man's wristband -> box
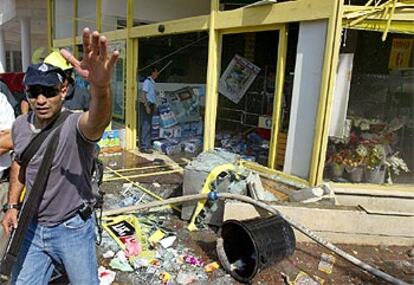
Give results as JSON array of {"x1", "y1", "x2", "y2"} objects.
[{"x1": 2, "y1": 203, "x2": 20, "y2": 213}]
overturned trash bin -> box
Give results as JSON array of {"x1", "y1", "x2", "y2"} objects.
[{"x1": 216, "y1": 215, "x2": 295, "y2": 283}]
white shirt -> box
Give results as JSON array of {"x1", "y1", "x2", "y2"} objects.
[{"x1": 0, "y1": 92, "x2": 15, "y2": 176}]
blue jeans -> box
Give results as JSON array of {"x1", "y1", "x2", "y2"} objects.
[
  {"x1": 139, "y1": 103, "x2": 152, "y2": 149},
  {"x1": 11, "y1": 214, "x2": 99, "y2": 285}
]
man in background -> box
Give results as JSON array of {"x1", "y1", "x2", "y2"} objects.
[{"x1": 138, "y1": 66, "x2": 159, "y2": 153}]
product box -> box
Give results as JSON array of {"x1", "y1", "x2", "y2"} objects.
[
  {"x1": 183, "y1": 137, "x2": 203, "y2": 154},
  {"x1": 159, "y1": 125, "x2": 182, "y2": 139},
  {"x1": 98, "y1": 129, "x2": 120, "y2": 148}
]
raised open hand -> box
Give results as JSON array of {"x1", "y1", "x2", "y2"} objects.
[{"x1": 60, "y1": 28, "x2": 119, "y2": 89}]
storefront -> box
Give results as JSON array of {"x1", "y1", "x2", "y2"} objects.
[{"x1": 49, "y1": 0, "x2": 413, "y2": 191}]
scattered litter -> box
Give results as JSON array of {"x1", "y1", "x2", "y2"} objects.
[
  {"x1": 318, "y1": 253, "x2": 336, "y2": 274},
  {"x1": 124, "y1": 238, "x2": 142, "y2": 257},
  {"x1": 183, "y1": 254, "x2": 205, "y2": 267},
  {"x1": 153, "y1": 182, "x2": 161, "y2": 188},
  {"x1": 160, "y1": 272, "x2": 172, "y2": 284},
  {"x1": 159, "y1": 236, "x2": 177, "y2": 249},
  {"x1": 230, "y1": 259, "x2": 246, "y2": 271},
  {"x1": 109, "y1": 251, "x2": 134, "y2": 272},
  {"x1": 280, "y1": 272, "x2": 292, "y2": 285},
  {"x1": 204, "y1": 261, "x2": 220, "y2": 272},
  {"x1": 176, "y1": 271, "x2": 199, "y2": 285},
  {"x1": 102, "y1": 250, "x2": 115, "y2": 259},
  {"x1": 148, "y1": 229, "x2": 166, "y2": 245},
  {"x1": 408, "y1": 248, "x2": 414, "y2": 258},
  {"x1": 133, "y1": 258, "x2": 150, "y2": 269},
  {"x1": 98, "y1": 266, "x2": 116, "y2": 285},
  {"x1": 293, "y1": 271, "x2": 324, "y2": 285}
]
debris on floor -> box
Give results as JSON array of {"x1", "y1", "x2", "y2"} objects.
[
  {"x1": 293, "y1": 271, "x2": 324, "y2": 285},
  {"x1": 96, "y1": 150, "x2": 414, "y2": 285},
  {"x1": 317, "y1": 253, "x2": 336, "y2": 274}
]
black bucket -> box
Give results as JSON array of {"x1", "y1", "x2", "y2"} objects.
[{"x1": 216, "y1": 215, "x2": 296, "y2": 283}]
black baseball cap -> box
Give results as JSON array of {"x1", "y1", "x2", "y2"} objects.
[{"x1": 24, "y1": 63, "x2": 66, "y2": 87}]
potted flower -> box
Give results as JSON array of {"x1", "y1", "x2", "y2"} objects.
[
  {"x1": 385, "y1": 152, "x2": 410, "y2": 184},
  {"x1": 343, "y1": 144, "x2": 367, "y2": 183},
  {"x1": 364, "y1": 144, "x2": 387, "y2": 183},
  {"x1": 329, "y1": 149, "x2": 348, "y2": 178}
]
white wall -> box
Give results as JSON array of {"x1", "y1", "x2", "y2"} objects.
[
  {"x1": 134, "y1": 0, "x2": 210, "y2": 23},
  {"x1": 0, "y1": 0, "x2": 16, "y2": 25},
  {"x1": 283, "y1": 20, "x2": 328, "y2": 179}
]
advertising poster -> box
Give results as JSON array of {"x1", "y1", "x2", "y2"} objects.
[
  {"x1": 388, "y1": 38, "x2": 413, "y2": 70},
  {"x1": 219, "y1": 54, "x2": 261, "y2": 104}
]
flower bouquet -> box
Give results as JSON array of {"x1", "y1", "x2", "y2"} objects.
[
  {"x1": 385, "y1": 152, "x2": 410, "y2": 184},
  {"x1": 364, "y1": 144, "x2": 387, "y2": 183},
  {"x1": 343, "y1": 145, "x2": 367, "y2": 183},
  {"x1": 329, "y1": 150, "x2": 349, "y2": 178}
]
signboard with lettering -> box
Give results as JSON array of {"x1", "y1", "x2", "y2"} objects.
[{"x1": 388, "y1": 39, "x2": 413, "y2": 70}]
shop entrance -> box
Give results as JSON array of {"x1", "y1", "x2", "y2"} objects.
[
  {"x1": 136, "y1": 32, "x2": 208, "y2": 157},
  {"x1": 215, "y1": 30, "x2": 286, "y2": 167}
]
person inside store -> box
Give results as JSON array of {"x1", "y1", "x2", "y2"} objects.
[
  {"x1": 138, "y1": 65, "x2": 159, "y2": 153},
  {"x1": 65, "y1": 72, "x2": 91, "y2": 112},
  {"x1": 1, "y1": 27, "x2": 119, "y2": 284}
]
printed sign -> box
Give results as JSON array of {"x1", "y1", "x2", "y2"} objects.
[
  {"x1": 388, "y1": 38, "x2": 413, "y2": 70},
  {"x1": 219, "y1": 54, "x2": 261, "y2": 104}
]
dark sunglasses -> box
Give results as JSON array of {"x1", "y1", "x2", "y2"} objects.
[{"x1": 26, "y1": 86, "x2": 60, "y2": 99}]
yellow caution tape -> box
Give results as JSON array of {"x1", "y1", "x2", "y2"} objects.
[{"x1": 187, "y1": 163, "x2": 236, "y2": 231}]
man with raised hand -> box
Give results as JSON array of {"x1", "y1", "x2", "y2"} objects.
[{"x1": 1, "y1": 28, "x2": 118, "y2": 285}]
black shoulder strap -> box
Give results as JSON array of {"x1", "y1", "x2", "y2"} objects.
[
  {"x1": 0, "y1": 123, "x2": 64, "y2": 278},
  {"x1": 20, "y1": 110, "x2": 72, "y2": 169}
]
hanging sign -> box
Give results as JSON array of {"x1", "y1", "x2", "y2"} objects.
[
  {"x1": 388, "y1": 38, "x2": 413, "y2": 70},
  {"x1": 219, "y1": 54, "x2": 261, "y2": 104}
]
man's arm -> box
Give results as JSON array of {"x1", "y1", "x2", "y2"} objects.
[
  {"x1": 1, "y1": 161, "x2": 25, "y2": 236},
  {"x1": 0, "y1": 130, "x2": 13, "y2": 155},
  {"x1": 61, "y1": 28, "x2": 119, "y2": 141},
  {"x1": 141, "y1": 90, "x2": 152, "y2": 114}
]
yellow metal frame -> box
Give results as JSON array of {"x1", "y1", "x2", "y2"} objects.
[
  {"x1": 311, "y1": 1, "x2": 344, "y2": 186},
  {"x1": 47, "y1": 0, "x2": 414, "y2": 191},
  {"x1": 96, "y1": 0, "x2": 102, "y2": 32},
  {"x1": 268, "y1": 24, "x2": 287, "y2": 169},
  {"x1": 241, "y1": 160, "x2": 310, "y2": 188},
  {"x1": 47, "y1": 0, "x2": 53, "y2": 51},
  {"x1": 203, "y1": 0, "x2": 221, "y2": 151},
  {"x1": 125, "y1": 0, "x2": 137, "y2": 149}
]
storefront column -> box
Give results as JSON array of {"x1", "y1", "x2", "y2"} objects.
[
  {"x1": 125, "y1": 0, "x2": 137, "y2": 150},
  {"x1": 20, "y1": 17, "x2": 32, "y2": 72},
  {"x1": 203, "y1": 0, "x2": 221, "y2": 151},
  {"x1": 283, "y1": 21, "x2": 327, "y2": 180},
  {"x1": 0, "y1": 28, "x2": 6, "y2": 71}
]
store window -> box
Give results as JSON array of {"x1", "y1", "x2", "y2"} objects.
[
  {"x1": 325, "y1": 30, "x2": 414, "y2": 185},
  {"x1": 102, "y1": 0, "x2": 127, "y2": 32},
  {"x1": 215, "y1": 30, "x2": 280, "y2": 166},
  {"x1": 137, "y1": 32, "x2": 208, "y2": 156},
  {"x1": 54, "y1": 0, "x2": 73, "y2": 39},
  {"x1": 76, "y1": 0, "x2": 97, "y2": 35},
  {"x1": 109, "y1": 41, "x2": 126, "y2": 123}
]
